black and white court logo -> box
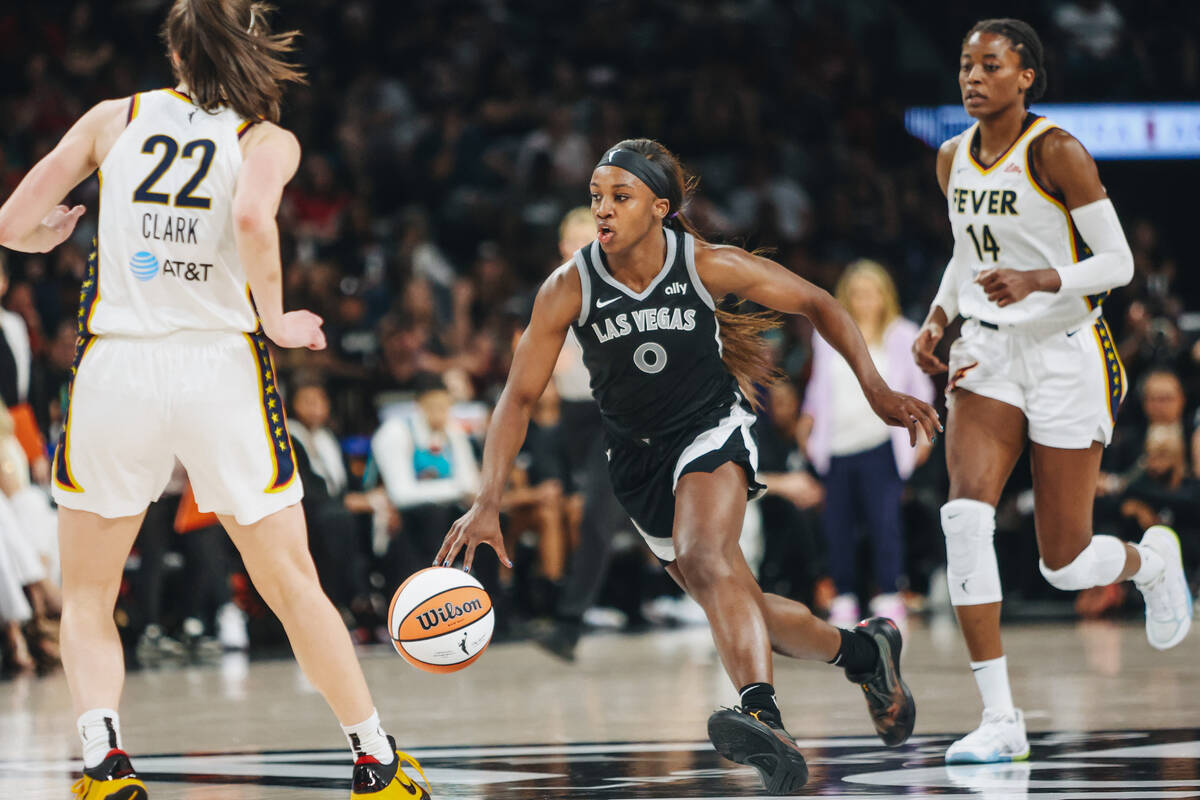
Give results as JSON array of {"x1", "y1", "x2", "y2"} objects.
[{"x1": 6, "y1": 729, "x2": 1199, "y2": 797}]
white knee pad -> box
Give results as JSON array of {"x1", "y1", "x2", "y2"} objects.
[
  {"x1": 941, "y1": 498, "x2": 1002, "y2": 606},
  {"x1": 1039, "y1": 534, "x2": 1126, "y2": 591}
]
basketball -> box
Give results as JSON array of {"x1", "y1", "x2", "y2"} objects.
[{"x1": 387, "y1": 566, "x2": 494, "y2": 673}]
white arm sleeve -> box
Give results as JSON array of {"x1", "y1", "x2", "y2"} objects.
[
  {"x1": 1053, "y1": 198, "x2": 1134, "y2": 296},
  {"x1": 930, "y1": 257, "x2": 965, "y2": 321}
]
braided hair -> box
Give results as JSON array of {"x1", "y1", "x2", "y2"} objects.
[{"x1": 964, "y1": 18, "x2": 1046, "y2": 107}]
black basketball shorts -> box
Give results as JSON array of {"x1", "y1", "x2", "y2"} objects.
[{"x1": 605, "y1": 392, "x2": 765, "y2": 563}]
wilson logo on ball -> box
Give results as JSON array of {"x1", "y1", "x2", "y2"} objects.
[
  {"x1": 414, "y1": 598, "x2": 485, "y2": 631},
  {"x1": 388, "y1": 567, "x2": 496, "y2": 674}
]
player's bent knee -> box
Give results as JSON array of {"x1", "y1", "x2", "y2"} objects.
[
  {"x1": 941, "y1": 498, "x2": 1002, "y2": 606},
  {"x1": 1038, "y1": 534, "x2": 1126, "y2": 591},
  {"x1": 674, "y1": 547, "x2": 731, "y2": 592}
]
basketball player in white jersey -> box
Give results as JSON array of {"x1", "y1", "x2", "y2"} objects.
[
  {"x1": 0, "y1": 3, "x2": 429, "y2": 798},
  {"x1": 912, "y1": 18, "x2": 1192, "y2": 764}
]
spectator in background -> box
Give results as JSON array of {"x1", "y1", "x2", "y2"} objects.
[
  {"x1": 506, "y1": 382, "x2": 572, "y2": 614},
  {"x1": 373, "y1": 373, "x2": 481, "y2": 587},
  {"x1": 754, "y1": 380, "x2": 829, "y2": 610},
  {"x1": 1118, "y1": 425, "x2": 1197, "y2": 539},
  {"x1": 1104, "y1": 369, "x2": 1192, "y2": 476},
  {"x1": 289, "y1": 379, "x2": 392, "y2": 630},
  {"x1": 0, "y1": 404, "x2": 58, "y2": 672},
  {"x1": 801, "y1": 260, "x2": 933, "y2": 625},
  {"x1": 0, "y1": 254, "x2": 49, "y2": 484},
  {"x1": 536, "y1": 207, "x2": 633, "y2": 662},
  {"x1": 1102, "y1": 426, "x2": 1200, "y2": 607}
]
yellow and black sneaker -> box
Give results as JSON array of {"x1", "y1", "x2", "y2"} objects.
[
  {"x1": 707, "y1": 707, "x2": 808, "y2": 795},
  {"x1": 846, "y1": 616, "x2": 916, "y2": 746},
  {"x1": 71, "y1": 749, "x2": 149, "y2": 799},
  {"x1": 351, "y1": 736, "x2": 432, "y2": 799}
]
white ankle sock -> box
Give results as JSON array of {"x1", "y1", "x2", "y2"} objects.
[
  {"x1": 1132, "y1": 543, "x2": 1165, "y2": 584},
  {"x1": 342, "y1": 709, "x2": 394, "y2": 765},
  {"x1": 969, "y1": 655, "x2": 1014, "y2": 714},
  {"x1": 78, "y1": 708, "x2": 121, "y2": 769}
]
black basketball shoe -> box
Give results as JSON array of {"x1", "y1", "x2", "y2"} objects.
[
  {"x1": 845, "y1": 616, "x2": 915, "y2": 746},
  {"x1": 707, "y1": 707, "x2": 809, "y2": 794}
]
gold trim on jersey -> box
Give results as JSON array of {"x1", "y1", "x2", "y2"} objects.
[
  {"x1": 243, "y1": 332, "x2": 297, "y2": 493},
  {"x1": 1022, "y1": 125, "x2": 1109, "y2": 311},
  {"x1": 127, "y1": 93, "x2": 141, "y2": 124},
  {"x1": 967, "y1": 118, "x2": 1047, "y2": 175},
  {"x1": 165, "y1": 88, "x2": 193, "y2": 104},
  {"x1": 236, "y1": 120, "x2": 257, "y2": 139}
]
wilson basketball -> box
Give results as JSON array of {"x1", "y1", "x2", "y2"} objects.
[{"x1": 387, "y1": 566, "x2": 494, "y2": 673}]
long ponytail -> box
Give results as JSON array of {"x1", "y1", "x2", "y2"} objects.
[
  {"x1": 606, "y1": 139, "x2": 781, "y2": 407},
  {"x1": 163, "y1": 0, "x2": 305, "y2": 123}
]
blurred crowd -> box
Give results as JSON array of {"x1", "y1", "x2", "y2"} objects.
[{"x1": 0, "y1": 0, "x2": 1197, "y2": 671}]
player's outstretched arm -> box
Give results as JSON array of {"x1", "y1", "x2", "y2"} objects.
[
  {"x1": 435, "y1": 264, "x2": 579, "y2": 572},
  {"x1": 234, "y1": 123, "x2": 324, "y2": 350},
  {"x1": 0, "y1": 99, "x2": 125, "y2": 253},
  {"x1": 695, "y1": 242, "x2": 941, "y2": 445}
]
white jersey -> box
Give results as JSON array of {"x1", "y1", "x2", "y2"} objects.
[
  {"x1": 86, "y1": 89, "x2": 259, "y2": 337},
  {"x1": 947, "y1": 115, "x2": 1103, "y2": 331}
]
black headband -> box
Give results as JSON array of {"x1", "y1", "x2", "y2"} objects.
[{"x1": 596, "y1": 148, "x2": 672, "y2": 201}]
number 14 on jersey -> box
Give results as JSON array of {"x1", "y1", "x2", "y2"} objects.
[{"x1": 965, "y1": 223, "x2": 1000, "y2": 262}]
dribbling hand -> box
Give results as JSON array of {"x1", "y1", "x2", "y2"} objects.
[
  {"x1": 911, "y1": 321, "x2": 947, "y2": 375},
  {"x1": 866, "y1": 386, "x2": 942, "y2": 446},
  {"x1": 436, "y1": 503, "x2": 513, "y2": 573},
  {"x1": 264, "y1": 310, "x2": 326, "y2": 350}
]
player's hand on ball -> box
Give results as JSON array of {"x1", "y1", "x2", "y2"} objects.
[
  {"x1": 866, "y1": 387, "x2": 942, "y2": 446},
  {"x1": 264, "y1": 310, "x2": 326, "y2": 350},
  {"x1": 911, "y1": 321, "x2": 947, "y2": 374},
  {"x1": 437, "y1": 503, "x2": 513, "y2": 572}
]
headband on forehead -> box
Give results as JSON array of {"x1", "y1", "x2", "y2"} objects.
[{"x1": 596, "y1": 148, "x2": 672, "y2": 201}]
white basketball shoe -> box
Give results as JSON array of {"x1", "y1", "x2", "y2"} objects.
[
  {"x1": 946, "y1": 708, "x2": 1029, "y2": 764},
  {"x1": 1135, "y1": 526, "x2": 1193, "y2": 651}
]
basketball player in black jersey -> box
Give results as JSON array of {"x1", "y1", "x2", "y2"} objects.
[{"x1": 437, "y1": 139, "x2": 940, "y2": 794}]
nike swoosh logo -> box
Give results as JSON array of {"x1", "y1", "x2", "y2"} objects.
[
  {"x1": 596, "y1": 296, "x2": 620, "y2": 308},
  {"x1": 394, "y1": 773, "x2": 420, "y2": 795}
]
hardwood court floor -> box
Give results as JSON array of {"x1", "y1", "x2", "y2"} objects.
[{"x1": 2, "y1": 618, "x2": 1198, "y2": 798}]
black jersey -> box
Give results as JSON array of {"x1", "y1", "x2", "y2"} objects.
[{"x1": 571, "y1": 228, "x2": 738, "y2": 440}]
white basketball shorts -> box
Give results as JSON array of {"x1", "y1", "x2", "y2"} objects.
[
  {"x1": 52, "y1": 330, "x2": 302, "y2": 524},
  {"x1": 946, "y1": 315, "x2": 1126, "y2": 449}
]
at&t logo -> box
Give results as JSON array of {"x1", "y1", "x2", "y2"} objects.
[{"x1": 129, "y1": 250, "x2": 159, "y2": 281}]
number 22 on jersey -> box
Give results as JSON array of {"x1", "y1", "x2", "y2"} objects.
[{"x1": 132, "y1": 135, "x2": 216, "y2": 209}]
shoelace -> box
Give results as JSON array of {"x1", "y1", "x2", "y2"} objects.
[
  {"x1": 70, "y1": 778, "x2": 86, "y2": 798},
  {"x1": 1140, "y1": 571, "x2": 1177, "y2": 621},
  {"x1": 958, "y1": 713, "x2": 1018, "y2": 750},
  {"x1": 395, "y1": 750, "x2": 432, "y2": 796}
]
